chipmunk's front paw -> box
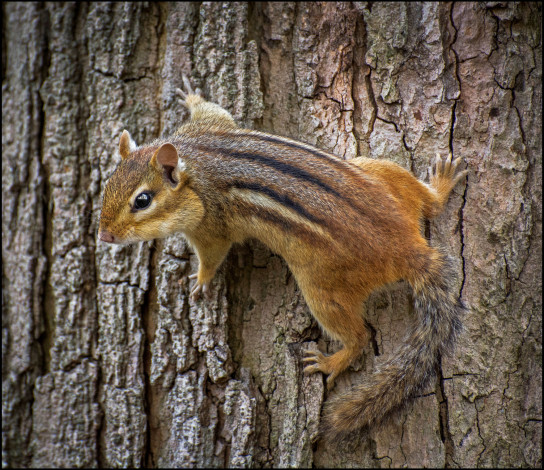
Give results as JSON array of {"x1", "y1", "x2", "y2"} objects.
[
  {"x1": 188, "y1": 273, "x2": 209, "y2": 301},
  {"x1": 176, "y1": 75, "x2": 203, "y2": 109}
]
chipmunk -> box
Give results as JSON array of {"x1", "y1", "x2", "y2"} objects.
[{"x1": 98, "y1": 76, "x2": 468, "y2": 439}]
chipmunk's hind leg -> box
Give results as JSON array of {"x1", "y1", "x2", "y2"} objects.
[
  {"x1": 303, "y1": 296, "x2": 370, "y2": 389},
  {"x1": 426, "y1": 152, "x2": 468, "y2": 218}
]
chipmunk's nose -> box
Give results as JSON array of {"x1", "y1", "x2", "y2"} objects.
[{"x1": 98, "y1": 230, "x2": 115, "y2": 243}]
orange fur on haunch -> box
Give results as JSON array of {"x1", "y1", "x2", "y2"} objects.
[{"x1": 98, "y1": 76, "x2": 468, "y2": 439}]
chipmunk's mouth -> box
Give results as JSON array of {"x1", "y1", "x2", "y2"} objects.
[
  {"x1": 98, "y1": 225, "x2": 157, "y2": 244},
  {"x1": 98, "y1": 229, "x2": 122, "y2": 244},
  {"x1": 98, "y1": 229, "x2": 138, "y2": 244}
]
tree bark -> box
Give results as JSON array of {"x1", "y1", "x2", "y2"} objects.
[{"x1": 2, "y1": 2, "x2": 541, "y2": 467}]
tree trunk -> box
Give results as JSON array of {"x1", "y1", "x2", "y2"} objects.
[{"x1": 2, "y1": 2, "x2": 541, "y2": 467}]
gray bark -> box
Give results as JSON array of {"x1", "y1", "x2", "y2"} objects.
[{"x1": 2, "y1": 2, "x2": 541, "y2": 467}]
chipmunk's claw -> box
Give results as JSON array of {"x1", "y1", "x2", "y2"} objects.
[
  {"x1": 429, "y1": 152, "x2": 469, "y2": 189},
  {"x1": 188, "y1": 273, "x2": 209, "y2": 301},
  {"x1": 303, "y1": 350, "x2": 337, "y2": 389},
  {"x1": 176, "y1": 74, "x2": 202, "y2": 105}
]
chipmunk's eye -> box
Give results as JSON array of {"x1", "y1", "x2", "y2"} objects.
[{"x1": 134, "y1": 192, "x2": 152, "y2": 210}]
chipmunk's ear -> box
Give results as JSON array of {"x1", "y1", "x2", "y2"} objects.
[
  {"x1": 151, "y1": 143, "x2": 187, "y2": 186},
  {"x1": 119, "y1": 130, "x2": 137, "y2": 160}
]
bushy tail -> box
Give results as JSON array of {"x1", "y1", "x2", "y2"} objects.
[{"x1": 321, "y1": 252, "x2": 466, "y2": 438}]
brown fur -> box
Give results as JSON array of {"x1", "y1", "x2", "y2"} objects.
[{"x1": 98, "y1": 84, "x2": 468, "y2": 438}]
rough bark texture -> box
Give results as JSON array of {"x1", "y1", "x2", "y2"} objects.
[{"x1": 2, "y1": 2, "x2": 541, "y2": 468}]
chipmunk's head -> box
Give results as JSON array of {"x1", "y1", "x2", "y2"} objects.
[{"x1": 98, "y1": 130, "x2": 204, "y2": 244}]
